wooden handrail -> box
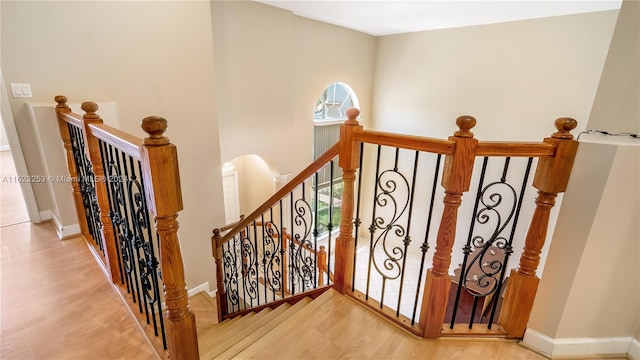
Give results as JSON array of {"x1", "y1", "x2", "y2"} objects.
[
  {"x1": 355, "y1": 129, "x2": 455, "y2": 154},
  {"x1": 219, "y1": 215, "x2": 245, "y2": 232},
  {"x1": 88, "y1": 122, "x2": 143, "y2": 160},
  {"x1": 58, "y1": 111, "x2": 83, "y2": 128},
  {"x1": 476, "y1": 141, "x2": 555, "y2": 157},
  {"x1": 216, "y1": 142, "x2": 340, "y2": 245}
]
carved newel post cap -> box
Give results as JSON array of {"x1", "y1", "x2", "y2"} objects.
[
  {"x1": 454, "y1": 115, "x2": 477, "y2": 137},
  {"x1": 54, "y1": 95, "x2": 68, "y2": 105},
  {"x1": 552, "y1": 117, "x2": 578, "y2": 139},
  {"x1": 212, "y1": 228, "x2": 221, "y2": 237},
  {"x1": 345, "y1": 107, "x2": 360, "y2": 125},
  {"x1": 81, "y1": 102, "x2": 99, "y2": 114},
  {"x1": 141, "y1": 116, "x2": 169, "y2": 145}
]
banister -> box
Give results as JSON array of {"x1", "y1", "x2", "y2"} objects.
[
  {"x1": 55, "y1": 96, "x2": 198, "y2": 359},
  {"x1": 217, "y1": 142, "x2": 340, "y2": 245},
  {"x1": 219, "y1": 215, "x2": 245, "y2": 232},
  {"x1": 355, "y1": 129, "x2": 455, "y2": 154},
  {"x1": 58, "y1": 110, "x2": 83, "y2": 128},
  {"x1": 476, "y1": 141, "x2": 556, "y2": 157},
  {"x1": 87, "y1": 122, "x2": 143, "y2": 160}
]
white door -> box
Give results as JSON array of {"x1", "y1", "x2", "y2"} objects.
[{"x1": 222, "y1": 171, "x2": 240, "y2": 224}]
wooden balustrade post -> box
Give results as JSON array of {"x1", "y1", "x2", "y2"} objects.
[
  {"x1": 54, "y1": 96, "x2": 90, "y2": 240},
  {"x1": 499, "y1": 118, "x2": 578, "y2": 338},
  {"x1": 212, "y1": 229, "x2": 227, "y2": 323},
  {"x1": 140, "y1": 116, "x2": 198, "y2": 360},
  {"x1": 317, "y1": 245, "x2": 327, "y2": 286},
  {"x1": 79, "y1": 102, "x2": 122, "y2": 284},
  {"x1": 334, "y1": 108, "x2": 363, "y2": 293},
  {"x1": 420, "y1": 116, "x2": 478, "y2": 338}
]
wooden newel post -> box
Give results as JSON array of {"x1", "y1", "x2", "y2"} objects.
[
  {"x1": 318, "y1": 245, "x2": 327, "y2": 286},
  {"x1": 420, "y1": 116, "x2": 478, "y2": 338},
  {"x1": 54, "y1": 96, "x2": 90, "y2": 240},
  {"x1": 212, "y1": 229, "x2": 227, "y2": 322},
  {"x1": 140, "y1": 116, "x2": 199, "y2": 360},
  {"x1": 334, "y1": 108, "x2": 363, "y2": 293},
  {"x1": 80, "y1": 102, "x2": 122, "y2": 284},
  {"x1": 499, "y1": 118, "x2": 578, "y2": 338}
]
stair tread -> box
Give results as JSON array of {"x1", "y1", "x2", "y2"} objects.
[
  {"x1": 196, "y1": 312, "x2": 258, "y2": 350},
  {"x1": 199, "y1": 303, "x2": 293, "y2": 359},
  {"x1": 212, "y1": 298, "x2": 314, "y2": 360},
  {"x1": 223, "y1": 289, "x2": 338, "y2": 359}
]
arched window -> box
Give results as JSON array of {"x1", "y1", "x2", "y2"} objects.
[
  {"x1": 313, "y1": 82, "x2": 359, "y2": 159},
  {"x1": 313, "y1": 83, "x2": 359, "y2": 236},
  {"x1": 314, "y1": 82, "x2": 359, "y2": 121}
]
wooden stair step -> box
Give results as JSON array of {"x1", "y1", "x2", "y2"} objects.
[
  {"x1": 211, "y1": 298, "x2": 314, "y2": 360},
  {"x1": 230, "y1": 289, "x2": 339, "y2": 359},
  {"x1": 196, "y1": 312, "x2": 257, "y2": 351},
  {"x1": 190, "y1": 291, "x2": 219, "y2": 333},
  {"x1": 199, "y1": 303, "x2": 293, "y2": 359}
]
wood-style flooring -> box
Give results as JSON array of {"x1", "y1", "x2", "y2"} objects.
[
  {"x1": 0, "y1": 221, "x2": 158, "y2": 359},
  {"x1": 2, "y1": 149, "x2": 155, "y2": 358}
]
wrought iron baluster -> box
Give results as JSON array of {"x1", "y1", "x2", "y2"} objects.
[
  {"x1": 252, "y1": 220, "x2": 260, "y2": 307},
  {"x1": 487, "y1": 157, "x2": 533, "y2": 328},
  {"x1": 279, "y1": 200, "x2": 286, "y2": 298},
  {"x1": 411, "y1": 153, "x2": 442, "y2": 325},
  {"x1": 289, "y1": 191, "x2": 295, "y2": 296},
  {"x1": 327, "y1": 161, "x2": 335, "y2": 290},
  {"x1": 365, "y1": 145, "x2": 383, "y2": 300},
  {"x1": 100, "y1": 141, "x2": 125, "y2": 285},
  {"x1": 352, "y1": 142, "x2": 364, "y2": 292},
  {"x1": 396, "y1": 150, "x2": 419, "y2": 317},
  {"x1": 136, "y1": 160, "x2": 166, "y2": 347},
  {"x1": 313, "y1": 172, "x2": 319, "y2": 287},
  {"x1": 450, "y1": 157, "x2": 489, "y2": 328}
]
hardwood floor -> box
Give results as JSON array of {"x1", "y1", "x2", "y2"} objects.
[
  {"x1": 0, "y1": 151, "x2": 30, "y2": 226},
  {"x1": 0, "y1": 221, "x2": 158, "y2": 359}
]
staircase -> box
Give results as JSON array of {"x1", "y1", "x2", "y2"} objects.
[
  {"x1": 196, "y1": 289, "x2": 336, "y2": 359},
  {"x1": 193, "y1": 289, "x2": 549, "y2": 360}
]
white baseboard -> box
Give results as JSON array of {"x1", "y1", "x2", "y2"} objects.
[
  {"x1": 49, "y1": 211, "x2": 81, "y2": 239},
  {"x1": 523, "y1": 329, "x2": 634, "y2": 358},
  {"x1": 188, "y1": 282, "x2": 211, "y2": 298},
  {"x1": 629, "y1": 338, "x2": 640, "y2": 360},
  {"x1": 39, "y1": 210, "x2": 53, "y2": 221},
  {"x1": 0, "y1": 145, "x2": 10, "y2": 151}
]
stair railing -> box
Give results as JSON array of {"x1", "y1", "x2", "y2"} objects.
[
  {"x1": 212, "y1": 143, "x2": 340, "y2": 321},
  {"x1": 212, "y1": 108, "x2": 577, "y2": 340},
  {"x1": 54, "y1": 96, "x2": 199, "y2": 360},
  {"x1": 338, "y1": 112, "x2": 577, "y2": 338}
]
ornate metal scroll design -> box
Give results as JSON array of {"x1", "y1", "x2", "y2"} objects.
[
  {"x1": 68, "y1": 123, "x2": 103, "y2": 250},
  {"x1": 99, "y1": 142, "x2": 166, "y2": 347},
  {"x1": 369, "y1": 169, "x2": 410, "y2": 281},
  {"x1": 291, "y1": 198, "x2": 316, "y2": 290},
  {"x1": 240, "y1": 227, "x2": 259, "y2": 305},
  {"x1": 222, "y1": 234, "x2": 241, "y2": 308},
  {"x1": 462, "y1": 181, "x2": 517, "y2": 298},
  {"x1": 127, "y1": 173, "x2": 165, "y2": 342},
  {"x1": 262, "y1": 221, "x2": 283, "y2": 293},
  {"x1": 106, "y1": 161, "x2": 134, "y2": 290}
]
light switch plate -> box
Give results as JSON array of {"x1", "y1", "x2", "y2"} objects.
[{"x1": 11, "y1": 83, "x2": 32, "y2": 98}]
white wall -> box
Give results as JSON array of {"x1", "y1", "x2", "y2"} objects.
[
  {"x1": 0, "y1": 115, "x2": 9, "y2": 151},
  {"x1": 1, "y1": 1, "x2": 224, "y2": 291},
  {"x1": 230, "y1": 154, "x2": 276, "y2": 216},
  {"x1": 211, "y1": 1, "x2": 375, "y2": 175},
  {"x1": 525, "y1": 2, "x2": 640, "y2": 357},
  {"x1": 371, "y1": 11, "x2": 618, "y2": 140}
]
